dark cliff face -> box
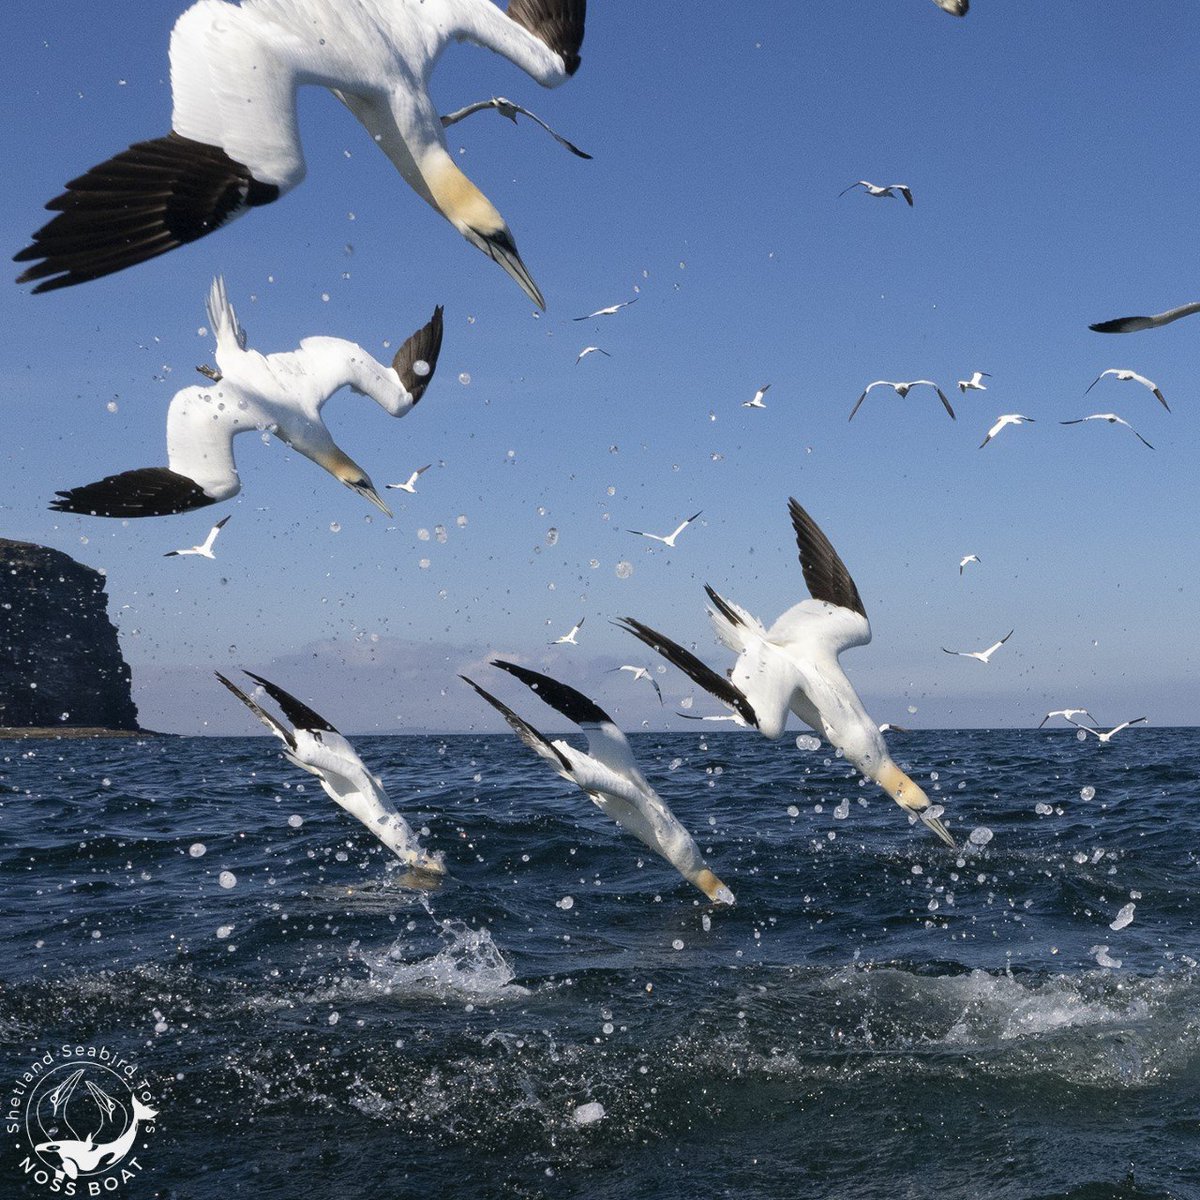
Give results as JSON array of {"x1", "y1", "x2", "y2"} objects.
[{"x1": 0, "y1": 539, "x2": 140, "y2": 730}]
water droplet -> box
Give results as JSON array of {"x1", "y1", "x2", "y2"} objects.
[
  {"x1": 1110, "y1": 902, "x2": 1135, "y2": 931},
  {"x1": 572, "y1": 1101, "x2": 605, "y2": 1126},
  {"x1": 786, "y1": 804, "x2": 800, "y2": 818},
  {"x1": 546, "y1": 527, "x2": 559, "y2": 546},
  {"x1": 329, "y1": 521, "x2": 341, "y2": 534},
  {"x1": 456, "y1": 514, "x2": 468, "y2": 528},
  {"x1": 1080, "y1": 785, "x2": 1096, "y2": 801},
  {"x1": 672, "y1": 938, "x2": 685, "y2": 951},
  {"x1": 216, "y1": 924, "x2": 234, "y2": 940},
  {"x1": 413, "y1": 358, "x2": 430, "y2": 377},
  {"x1": 106, "y1": 400, "x2": 118, "y2": 413},
  {"x1": 968, "y1": 827, "x2": 993, "y2": 847},
  {"x1": 615, "y1": 561, "x2": 634, "y2": 579},
  {"x1": 188, "y1": 843, "x2": 206, "y2": 858},
  {"x1": 556, "y1": 895, "x2": 574, "y2": 910},
  {"x1": 833, "y1": 798, "x2": 850, "y2": 820},
  {"x1": 459, "y1": 372, "x2": 471, "y2": 385},
  {"x1": 218, "y1": 870, "x2": 237, "y2": 889},
  {"x1": 287, "y1": 814, "x2": 303, "y2": 828},
  {"x1": 795, "y1": 735, "x2": 821, "y2": 751}
]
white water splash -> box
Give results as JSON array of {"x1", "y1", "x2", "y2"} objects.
[{"x1": 355, "y1": 920, "x2": 529, "y2": 1001}]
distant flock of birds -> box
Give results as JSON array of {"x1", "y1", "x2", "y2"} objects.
[{"x1": 15, "y1": 0, "x2": 1171, "y2": 902}]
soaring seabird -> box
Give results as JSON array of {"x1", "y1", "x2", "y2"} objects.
[
  {"x1": 1068, "y1": 716, "x2": 1147, "y2": 743},
  {"x1": 849, "y1": 380, "x2": 955, "y2": 421},
  {"x1": 625, "y1": 511, "x2": 703, "y2": 549},
  {"x1": 463, "y1": 661, "x2": 735, "y2": 903},
  {"x1": 441, "y1": 95, "x2": 591, "y2": 159},
  {"x1": 1059, "y1": 413, "x2": 1154, "y2": 450},
  {"x1": 979, "y1": 413, "x2": 1035, "y2": 448},
  {"x1": 839, "y1": 181, "x2": 914, "y2": 206},
  {"x1": 957, "y1": 372, "x2": 991, "y2": 394},
  {"x1": 15, "y1": 0, "x2": 586, "y2": 306},
  {"x1": 942, "y1": 630, "x2": 1013, "y2": 664},
  {"x1": 217, "y1": 670, "x2": 446, "y2": 875},
  {"x1": 617, "y1": 499, "x2": 956, "y2": 848},
  {"x1": 51, "y1": 277, "x2": 442, "y2": 518},
  {"x1": 165, "y1": 514, "x2": 230, "y2": 558},
  {"x1": 1085, "y1": 369, "x2": 1170, "y2": 412}
]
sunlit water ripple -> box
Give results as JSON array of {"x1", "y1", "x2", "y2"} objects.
[{"x1": 2, "y1": 729, "x2": 1198, "y2": 1199}]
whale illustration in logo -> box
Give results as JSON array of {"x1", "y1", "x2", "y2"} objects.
[{"x1": 35, "y1": 1071, "x2": 157, "y2": 1180}]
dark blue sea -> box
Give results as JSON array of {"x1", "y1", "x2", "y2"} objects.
[{"x1": 2, "y1": 728, "x2": 1198, "y2": 1200}]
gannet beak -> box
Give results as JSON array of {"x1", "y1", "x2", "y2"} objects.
[
  {"x1": 878, "y1": 763, "x2": 956, "y2": 848},
  {"x1": 695, "y1": 868, "x2": 735, "y2": 906},
  {"x1": 466, "y1": 225, "x2": 545, "y2": 309},
  {"x1": 345, "y1": 477, "x2": 393, "y2": 517},
  {"x1": 919, "y1": 810, "x2": 957, "y2": 849}
]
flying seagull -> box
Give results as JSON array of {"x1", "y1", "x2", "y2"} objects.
[
  {"x1": 979, "y1": 413, "x2": 1035, "y2": 448},
  {"x1": 957, "y1": 371, "x2": 991, "y2": 393},
  {"x1": 958, "y1": 554, "x2": 981, "y2": 575},
  {"x1": 574, "y1": 297, "x2": 638, "y2": 321},
  {"x1": 441, "y1": 95, "x2": 591, "y2": 159},
  {"x1": 626, "y1": 511, "x2": 703, "y2": 549},
  {"x1": 1068, "y1": 716, "x2": 1147, "y2": 743},
  {"x1": 164, "y1": 514, "x2": 230, "y2": 558},
  {"x1": 463, "y1": 662, "x2": 734, "y2": 904},
  {"x1": 942, "y1": 630, "x2": 1013, "y2": 664},
  {"x1": 1060, "y1": 413, "x2": 1154, "y2": 450},
  {"x1": 575, "y1": 345, "x2": 610, "y2": 364},
  {"x1": 551, "y1": 617, "x2": 585, "y2": 646},
  {"x1": 15, "y1": 0, "x2": 587, "y2": 307},
  {"x1": 1089, "y1": 302, "x2": 1200, "y2": 334},
  {"x1": 839, "y1": 181, "x2": 914, "y2": 206},
  {"x1": 611, "y1": 664, "x2": 663, "y2": 704},
  {"x1": 51, "y1": 278, "x2": 443, "y2": 518},
  {"x1": 386, "y1": 465, "x2": 432, "y2": 493},
  {"x1": 1085, "y1": 369, "x2": 1170, "y2": 412},
  {"x1": 616, "y1": 498, "x2": 957, "y2": 848},
  {"x1": 216, "y1": 670, "x2": 446, "y2": 876},
  {"x1": 742, "y1": 385, "x2": 771, "y2": 409},
  {"x1": 849, "y1": 380, "x2": 955, "y2": 421},
  {"x1": 1039, "y1": 708, "x2": 1099, "y2": 729}
]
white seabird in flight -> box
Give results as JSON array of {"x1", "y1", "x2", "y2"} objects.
[
  {"x1": 611, "y1": 665, "x2": 663, "y2": 704},
  {"x1": 216, "y1": 670, "x2": 446, "y2": 877},
  {"x1": 626, "y1": 511, "x2": 703, "y2": 549},
  {"x1": 164, "y1": 514, "x2": 230, "y2": 559},
  {"x1": 1085, "y1": 369, "x2": 1170, "y2": 412},
  {"x1": 551, "y1": 617, "x2": 585, "y2": 646},
  {"x1": 441, "y1": 95, "x2": 592, "y2": 159},
  {"x1": 1059, "y1": 413, "x2": 1154, "y2": 449},
  {"x1": 463, "y1": 661, "x2": 735, "y2": 904},
  {"x1": 51, "y1": 278, "x2": 442, "y2": 519},
  {"x1": 1039, "y1": 708, "x2": 1099, "y2": 729},
  {"x1": 15, "y1": 0, "x2": 587, "y2": 307},
  {"x1": 1068, "y1": 716, "x2": 1147, "y2": 743},
  {"x1": 574, "y1": 297, "x2": 639, "y2": 321},
  {"x1": 839, "y1": 181, "x2": 914, "y2": 207},
  {"x1": 617, "y1": 498, "x2": 956, "y2": 847},
  {"x1": 942, "y1": 630, "x2": 1013, "y2": 664},
  {"x1": 1089, "y1": 302, "x2": 1200, "y2": 334},
  {"x1": 742, "y1": 385, "x2": 771, "y2": 409},
  {"x1": 979, "y1": 413, "x2": 1035, "y2": 448},
  {"x1": 958, "y1": 554, "x2": 981, "y2": 575},
  {"x1": 849, "y1": 380, "x2": 955, "y2": 421},
  {"x1": 957, "y1": 371, "x2": 991, "y2": 393},
  {"x1": 386, "y1": 465, "x2": 432, "y2": 494},
  {"x1": 575, "y1": 345, "x2": 610, "y2": 364}
]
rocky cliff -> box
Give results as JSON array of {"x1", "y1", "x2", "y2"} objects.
[{"x1": 0, "y1": 539, "x2": 140, "y2": 731}]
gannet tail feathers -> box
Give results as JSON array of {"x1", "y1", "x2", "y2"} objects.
[
  {"x1": 460, "y1": 675, "x2": 572, "y2": 773},
  {"x1": 15, "y1": 134, "x2": 279, "y2": 293},
  {"x1": 507, "y1": 0, "x2": 586, "y2": 76},
  {"x1": 50, "y1": 467, "x2": 218, "y2": 517},
  {"x1": 490, "y1": 659, "x2": 613, "y2": 726},
  {"x1": 614, "y1": 616, "x2": 760, "y2": 728},
  {"x1": 207, "y1": 275, "x2": 247, "y2": 353},
  {"x1": 393, "y1": 305, "x2": 445, "y2": 404},
  {"x1": 704, "y1": 585, "x2": 766, "y2": 653},
  {"x1": 241, "y1": 671, "x2": 340, "y2": 735},
  {"x1": 788, "y1": 498, "x2": 867, "y2": 619}
]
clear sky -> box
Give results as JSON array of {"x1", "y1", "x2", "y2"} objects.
[{"x1": 2, "y1": 2, "x2": 1197, "y2": 734}]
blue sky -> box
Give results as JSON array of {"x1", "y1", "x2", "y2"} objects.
[{"x1": 2, "y1": 2, "x2": 1197, "y2": 734}]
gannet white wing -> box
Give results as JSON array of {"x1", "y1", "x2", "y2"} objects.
[{"x1": 1089, "y1": 302, "x2": 1200, "y2": 334}]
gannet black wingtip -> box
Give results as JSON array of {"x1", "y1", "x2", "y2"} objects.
[
  {"x1": 508, "y1": 0, "x2": 586, "y2": 76},
  {"x1": 489, "y1": 659, "x2": 613, "y2": 727},
  {"x1": 787, "y1": 498, "x2": 867, "y2": 620},
  {"x1": 392, "y1": 304, "x2": 445, "y2": 403},
  {"x1": 16, "y1": 134, "x2": 278, "y2": 293},
  {"x1": 50, "y1": 468, "x2": 218, "y2": 518},
  {"x1": 241, "y1": 671, "x2": 340, "y2": 736}
]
